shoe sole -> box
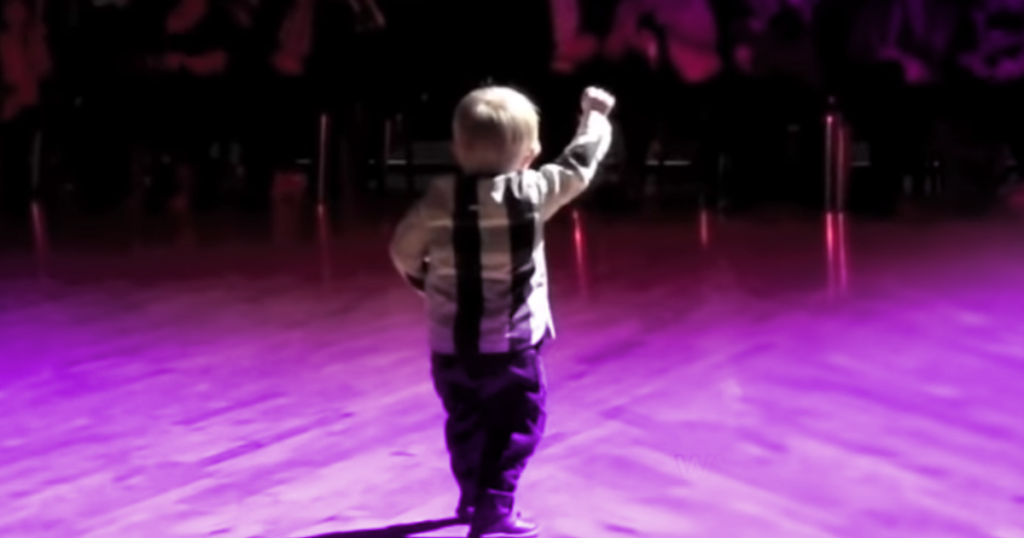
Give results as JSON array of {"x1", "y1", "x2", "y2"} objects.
[{"x1": 473, "y1": 530, "x2": 540, "y2": 538}]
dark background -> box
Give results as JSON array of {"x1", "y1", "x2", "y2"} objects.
[{"x1": 2, "y1": 0, "x2": 1023, "y2": 219}]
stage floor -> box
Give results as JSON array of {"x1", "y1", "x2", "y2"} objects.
[{"x1": 2, "y1": 207, "x2": 1024, "y2": 538}]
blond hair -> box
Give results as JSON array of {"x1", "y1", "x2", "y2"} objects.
[{"x1": 452, "y1": 86, "x2": 540, "y2": 173}]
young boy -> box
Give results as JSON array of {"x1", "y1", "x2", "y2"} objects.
[{"x1": 389, "y1": 85, "x2": 615, "y2": 538}]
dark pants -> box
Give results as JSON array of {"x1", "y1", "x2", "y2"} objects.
[{"x1": 430, "y1": 343, "x2": 547, "y2": 511}]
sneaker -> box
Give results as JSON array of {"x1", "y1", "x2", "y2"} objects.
[
  {"x1": 469, "y1": 512, "x2": 539, "y2": 538},
  {"x1": 456, "y1": 502, "x2": 474, "y2": 522}
]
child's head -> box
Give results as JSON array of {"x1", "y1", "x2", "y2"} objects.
[{"x1": 452, "y1": 86, "x2": 541, "y2": 174}]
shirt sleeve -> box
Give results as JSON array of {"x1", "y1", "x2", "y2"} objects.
[
  {"x1": 389, "y1": 198, "x2": 431, "y2": 291},
  {"x1": 534, "y1": 109, "x2": 614, "y2": 220}
]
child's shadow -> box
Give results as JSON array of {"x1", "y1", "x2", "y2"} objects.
[{"x1": 299, "y1": 517, "x2": 465, "y2": 538}]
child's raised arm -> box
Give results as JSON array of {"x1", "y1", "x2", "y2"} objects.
[{"x1": 535, "y1": 87, "x2": 616, "y2": 219}]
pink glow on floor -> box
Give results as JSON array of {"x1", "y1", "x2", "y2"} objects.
[{"x1": 1, "y1": 208, "x2": 1024, "y2": 537}]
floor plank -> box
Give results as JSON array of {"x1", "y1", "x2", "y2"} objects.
[{"x1": 2, "y1": 208, "x2": 1024, "y2": 537}]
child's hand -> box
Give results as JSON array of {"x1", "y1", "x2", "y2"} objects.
[{"x1": 581, "y1": 87, "x2": 615, "y2": 116}]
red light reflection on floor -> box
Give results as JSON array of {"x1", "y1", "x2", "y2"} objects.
[
  {"x1": 825, "y1": 211, "x2": 849, "y2": 297},
  {"x1": 571, "y1": 209, "x2": 589, "y2": 296}
]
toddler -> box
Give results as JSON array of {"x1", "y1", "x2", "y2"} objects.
[{"x1": 390, "y1": 85, "x2": 615, "y2": 538}]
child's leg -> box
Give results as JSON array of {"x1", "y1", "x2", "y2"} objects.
[
  {"x1": 430, "y1": 353, "x2": 486, "y2": 512},
  {"x1": 473, "y1": 345, "x2": 547, "y2": 525}
]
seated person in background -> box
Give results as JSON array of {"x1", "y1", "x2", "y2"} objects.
[
  {"x1": 148, "y1": 0, "x2": 237, "y2": 213},
  {"x1": 835, "y1": 0, "x2": 940, "y2": 216},
  {"x1": 548, "y1": 0, "x2": 610, "y2": 74},
  {"x1": 232, "y1": 0, "x2": 317, "y2": 210},
  {"x1": 952, "y1": 0, "x2": 1024, "y2": 208},
  {"x1": 961, "y1": 0, "x2": 1024, "y2": 82},
  {"x1": 732, "y1": 4, "x2": 824, "y2": 210},
  {"x1": 603, "y1": 0, "x2": 720, "y2": 84},
  {"x1": 600, "y1": 0, "x2": 721, "y2": 209},
  {"x1": 0, "y1": 0, "x2": 49, "y2": 214},
  {"x1": 79, "y1": 0, "x2": 161, "y2": 211},
  {"x1": 234, "y1": 0, "x2": 381, "y2": 210}
]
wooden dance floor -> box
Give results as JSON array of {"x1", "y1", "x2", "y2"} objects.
[{"x1": 2, "y1": 207, "x2": 1024, "y2": 538}]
